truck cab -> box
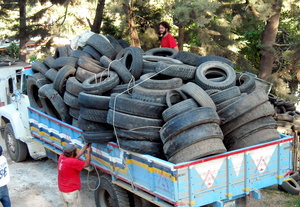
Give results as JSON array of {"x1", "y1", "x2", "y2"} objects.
[{"x1": 0, "y1": 62, "x2": 47, "y2": 161}]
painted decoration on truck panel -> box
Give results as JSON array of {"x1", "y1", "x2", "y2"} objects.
[
  {"x1": 249, "y1": 144, "x2": 277, "y2": 174},
  {"x1": 230, "y1": 153, "x2": 244, "y2": 177}
]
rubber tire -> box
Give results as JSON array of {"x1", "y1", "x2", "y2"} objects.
[
  {"x1": 31, "y1": 60, "x2": 49, "y2": 74},
  {"x1": 174, "y1": 51, "x2": 201, "y2": 66},
  {"x1": 196, "y1": 55, "x2": 234, "y2": 67},
  {"x1": 195, "y1": 60, "x2": 236, "y2": 90},
  {"x1": 145, "y1": 48, "x2": 178, "y2": 58},
  {"x1": 280, "y1": 178, "x2": 300, "y2": 195},
  {"x1": 131, "y1": 85, "x2": 172, "y2": 104},
  {"x1": 139, "y1": 73, "x2": 183, "y2": 90},
  {"x1": 65, "y1": 77, "x2": 84, "y2": 96},
  {"x1": 38, "y1": 83, "x2": 72, "y2": 123},
  {"x1": 86, "y1": 33, "x2": 118, "y2": 60},
  {"x1": 52, "y1": 57, "x2": 78, "y2": 69},
  {"x1": 209, "y1": 86, "x2": 241, "y2": 105},
  {"x1": 53, "y1": 65, "x2": 76, "y2": 96},
  {"x1": 78, "y1": 56, "x2": 106, "y2": 73},
  {"x1": 78, "y1": 116, "x2": 113, "y2": 131},
  {"x1": 63, "y1": 91, "x2": 80, "y2": 109},
  {"x1": 44, "y1": 68, "x2": 58, "y2": 82},
  {"x1": 163, "y1": 123, "x2": 224, "y2": 159},
  {"x1": 155, "y1": 61, "x2": 196, "y2": 80},
  {"x1": 217, "y1": 89, "x2": 268, "y2": 125},
  {"x1": 121, "y1": 46, "x2": 144, "y2": 79},
  {"x1": 221, "y1": 101, "x2": 276, "y2": 136},
  {"x1": 117, "y1": 139, "x2": 164, "y2": 158},
  {"x1": 75, "y1": 66, "x2": 96, "y2": 83},
  {"x1": 82, "y1": 45, "x2": 102, "y2": 60},
  {"x1": 181, "y1": 82, "x2": 216, "y2": 110},
  {"x1": 82, "y1": 71, "x2": 120, "y2": 94},
  {"x1": 78, "y1": 92, "x2": 110, "y2": 110},
  {"x1": 109, "y1": 93, "x2": 166, "y2": 119},
  {"x1": 228, "y1": 128, "x2": 281, "y2": 150},
  {"x1": 236, "y1": 73, "x2": 256, "y2": 94},
  {"x1": 162, "y1": 98, "x2": 199, "y2": 122},
  {"x1": 4, "y1": 123, "x2": 28, "y2": 162},
  {"x1": 27, "y1": 73, "x2": 51, "y2": 112},
  {"x1": 106, "y1": 109, "x2": 163, "y2": 129},
  {"x1": 95, "y1": 175, "x2": 130, "y2": 207},
  {"x1": 113, "y1": 127, "x2": 160, "y2": 142},
  {"x1": 168, "y1": 138, "x2": 227, "y2": 164},
  {"x1": 160, "y1": 107, "x2": 220, "y2": 143},
  {"x1": 82, "y1": 130, "x2": 115, "y2": 143},
  {"x1": 79, "y1": 107, "x2": 108, "y2": 123}
]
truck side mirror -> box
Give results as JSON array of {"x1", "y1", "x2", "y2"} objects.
[{"x1": 8, "y1": 78, "x2": 14, "y2": 93}]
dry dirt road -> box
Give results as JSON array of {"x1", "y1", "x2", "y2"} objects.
[{"x1": 0, "y1": 135, "x2": 298, "y2": 207}]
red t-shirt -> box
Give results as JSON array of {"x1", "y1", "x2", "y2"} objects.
[
  {"x1": 160, "y1": 33, "x2": 178, "y2": 48},
  {"x1": 58, "y1": 153, "x2": 85, "y2": 193}
]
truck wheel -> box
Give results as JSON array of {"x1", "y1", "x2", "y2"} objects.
[
  {"x1": 95, "y1": 175, "x2": 130, "y2": 207},
  {"x1": 4, "y1": 123, "x2": 28, "y2": 162}
]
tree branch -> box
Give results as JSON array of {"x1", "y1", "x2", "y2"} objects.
[{"x1": 245, "y1": 0, "x2": 259, "y2": 17}]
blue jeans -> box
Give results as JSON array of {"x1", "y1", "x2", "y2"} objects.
[{"x1": 0, "y1": 185, "x2": 11, "y2": 207}]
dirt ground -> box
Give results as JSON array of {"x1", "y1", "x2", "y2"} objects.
[{"x1": 0, "y1": 136, "x2": 298, "y2": 207}]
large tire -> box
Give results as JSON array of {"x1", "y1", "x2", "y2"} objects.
[
  {"x1": 78, "y1": 56, "x2": 106, "y2": 73},
  {"x1": 196, "y1": 55, "x2": 234, "y2": 67},
  {"x1": 86, "y1": 34, "x2": 118, "y2": 60},
  {"x1": 78, "y1": 92, "x2": 110, "y2": 110},
  {"x1": 53, "y1": 65, "x2": 76, "y2": 96},
  {"x1": 27, "y1": 73, "x2": 51, "y2": 112},
  {"x1": 109, "y1": 93, "x2": 166, "y2": 119},
  {"x1": 38, "y1": 84, "x2": 72, "y2": 123},
  {"x1": 82, "y1": 130, "x2": 115, "y2": 143},
  {"x1": 117, "y1": 139, "x2": 164, "y2": 158},
  {"x1": 280, "y1": 178, "x2": 300, "y2": 195},
  {"x1": 236, "y1": 73, "x2": 256, "y2": 94},
  {"x1": 195, "y1": 61, "x2": 236, "y2": 90},
  {"x1": 145, "y1": 48, "x2": 178, "y2": 58},
  {"x1": 131, "y1": 85, "x2": 172, "y2": 104},
  {"x1": 4, "y1": 123, "x2": 28, "y2": 162},
  {"x1": 82, "y1": 71, "x2": 120, "y2": 94},
  {"x1": 121, "y1": 46, "x2": 144, "y2": 79},
  {"x1": 168, "y1": 138, "x2": 227, "y2": 164},
  {"x1": 79, "y1": 107, "x2": 108, "y2": 123},
  {"x1": 209, "y1": 86, "x2": 241, "y2": 105},
  {"x1": 174, "y1": 51, "x2": 201, "y2": 66},
  {"x1": 218, "y1": 89, "x2": 268, "y2": 125},
  {"x1": 95, "y1": 175, "x2": 130, "y2": 207},
  {"x1": 155, "y1": 62, "x2": 196, "y2": 80},
  {"x1": 163, "y1": 123, "x2": 224, "y2": 159},
  {"x1": 139, "y1": 73, "x2": 183, "y2": 90},
  {"x1": 221, "y1": 101, "x2": 276, "y2": 136},
  {"x1": 107, "y1": 109, "x2": 163, "y2": 129},
  {"x1": 160, "y1": 107, "x2": 220, "y2": 143},
  {"x1": 181, "y1": 82, "x2": 216, "y2": 110}
]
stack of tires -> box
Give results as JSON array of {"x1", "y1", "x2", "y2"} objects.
[{"x1": 27, "y1": 32, "x2": 283, "y2": 164}]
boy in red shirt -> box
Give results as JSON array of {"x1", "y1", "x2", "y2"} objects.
[
  {"x1": 158, "y1": 21, "x2": 179, "y2": 50},
  {"x1": 58, "y1": 143, "x2": 92, "y2": 207}
]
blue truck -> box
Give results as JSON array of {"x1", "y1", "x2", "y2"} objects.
[{"x1": 0, "y1": 65, "x2": 294, "y2": 206}]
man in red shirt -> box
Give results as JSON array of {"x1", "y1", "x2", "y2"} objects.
[
  {"x1": 58, "y1": 143, "x2": 92, "y2": 207},
  {"x1": 158, "y1": 21, "x2": 179, "y2": 50}
]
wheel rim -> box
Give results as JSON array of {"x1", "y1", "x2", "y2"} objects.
[
  {"x1": 99, "y1": 189, "x2": 113, "y2": 207},
  {"x1": 7, "y1": 132, "x2": 16, "y2": 154}
]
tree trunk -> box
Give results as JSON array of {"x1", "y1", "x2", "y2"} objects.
[
  {"x1": 91, "y1": 0, "x2": 106, "y2": 33},
  {"x1": 123, "y1": 1, "x2": 140, "y2": 47},
  {"x1": 258, "y1": 0, "x2": 282, "y2": 80},
  {"x1": 19, "y1": 0, "x2": 27, "y2": 62},
  {"x1": 178, "y1": 25, "x2": 184, "y2": 51}
]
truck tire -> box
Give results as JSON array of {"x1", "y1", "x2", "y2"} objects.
[
  {"x1": 145, "y1": 47, "x2": 178, "y2": 58},
  {"x1": 113, "y1": 127, "x2": 160, "y2": 142},
  {"x1": 163, "y1": 123, "x2": 224, "y2": 159},
  {"x1": 196, "y1": 55, "x2": 234, "y2": 67},
  {"x1": 4, "y1": 123, "x2": 28, "y2": 162},
  {"x1": 31, "y1": 61, "x2": 49, "y2": 74},
  {"x1": 95, "y1": 175, "x2": 130, "y2": 207},
  {"x1": 236, "y1": 73, "x2": 256, "y2": 94},
  {"x1": 78, "y1": 56, "x2": 105, "y2": 73},
  {"x1": 65, "y1": 77, "x2": 84, "y2": 96},
  {"x1": 221, "y1": 101, "x2": 276, "y2": 136},
  {"x1": 131, "y1": 85, "x2": 171, "y2": 104},
  {"x1": 218, "y1": 89, "x2": 268, "y2": 125},
  {"x1": 82, "y1": 71, "x2": 120, "y2": 94},
  {"x1": 86, "y1": 34, "x2": 118, "y2": 60},
  {"x1": 43, "y1": 56, "x2": 55, "y2": 68},
  {"x1": 155, "y1": 62, "x2": 196, "y2": 80},
  {"x1": 82, "y1": 45, "x2": 102, "y2": 60},
  {"x1": 109, "y1": 93, "x2": 166, "y2": 119},
  {"x1": 75, "y1": 66, "x2": 96, "y2": 83},
  {"x1": 209, "y1": 86, "x2": 241, "y2": 105},
  {"x1": 168, "y1": 138, "x2": 227, "y2": 164},
  {"x1": 82, "y1": 130, "x2": 115, "y2": 143},
  {"x1": 139, "y1": 73, "x2": 183, "y2": 90},
  {"x1": 160, "y1": 107, "x2": 220, "y2": 143},
  {"x1": 78, "y1": 92, "x2": 110, "y2": 110},
  {"x1": 117, "y1": 139, "x2": 164, "y2": 158},
  {"x1": 280, "y1": 178, "x2": 300, "y2": 195},
  {"x1": 53, "y1": 65, "x2": 76, "y2": 96},
  {"x1": 174, "y1": 51, "x2": 201, "y2": 66},
  {"x1": 79, "y1": 107, "x2": 108, "y2": 123},
  {"x1": 27, "y1": 73, "x2": 50, "y2": 112},
  {"x1": 181, "y1": 82, "x2": 216, "y2": 110},
  {"x1": 162, "y1": 98, "x2": 199, "y2": 122},
  {"x1": 52, "y1": 57, "x2": 78, "y2": 70},
  {"x1": 195, "y1": 61, "x2": 236, "y2": 90},
  {"x1": 121, "y1": 46, "x2": 143, "y2": 79}
]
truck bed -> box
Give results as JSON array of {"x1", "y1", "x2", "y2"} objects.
[{"x1": 28, "y1": 106, "x2": 293, "y2": 207}]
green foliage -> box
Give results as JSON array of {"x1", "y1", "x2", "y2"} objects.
[
  {"x1": 6, "y1": 42, "x2": 19, "y2": 59},
  {"x1": 29, "y1": 54, "x2": 42, "y2": 62}
]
